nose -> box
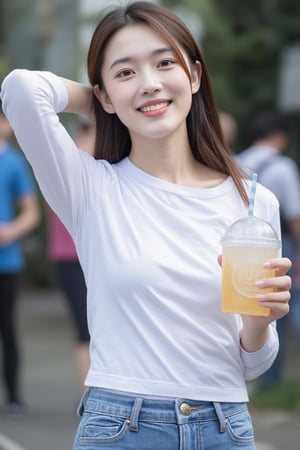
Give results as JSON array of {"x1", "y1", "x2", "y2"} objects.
[{"x1": 139, "y1": 68, "x2": 162, "y2": 95}]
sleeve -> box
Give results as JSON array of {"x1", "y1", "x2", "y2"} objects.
[
  {"x1": 1, "y1": 69, "x2": 96, "y2": 235},
  {"x1": 238, "y1": 182, "x2": 280, "y2": 379},
  {"x1": 240, "y1": 324, "x2": 279, "y2": 380}
]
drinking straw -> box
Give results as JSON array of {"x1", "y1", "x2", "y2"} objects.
[{"x1": 248, "y1": 172, "x2": 258, "y2": 217}]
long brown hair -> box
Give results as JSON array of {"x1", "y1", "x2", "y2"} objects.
[{"x1": 87, "y1": 1, "x2": 248, "y2": 204}]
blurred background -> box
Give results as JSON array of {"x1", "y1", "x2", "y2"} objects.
[
  {"x1": 1, "y1": 0, "x2": 300, "y2": 287},
  {"x1": 0, "y1": 2, "x2": 299, "y2": 449}
]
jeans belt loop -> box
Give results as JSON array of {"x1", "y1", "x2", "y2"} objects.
[
  {"x1": 128, "y1": 397, "x2": 144, "y2": 432},
  {"x1": 213, "y1": 402, "x2": 227, "y2": 432},
  {"x1": 77, "y1": 388, "x2": 90, "y2": 417}
]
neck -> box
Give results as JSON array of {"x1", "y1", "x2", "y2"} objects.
[
  {"x1": 129, "y1": 135, "x2": 198, "y2": 184},
  {"x1": 128, "y1": 136, "x2": 226, "y2": 189}
]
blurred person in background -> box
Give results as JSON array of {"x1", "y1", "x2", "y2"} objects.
[
  {"x1": 0, "y1": 103, "x2": 40, "y2": 416},
  {"x1": 237, "y1": 111, "x2": 300, "y2": 388},
  {"x1": 219, "y1": 111, "x2": 238, "y2": 151},
  {"x1": 47, "y1": 119, "x2": 95, "y2": 393}
]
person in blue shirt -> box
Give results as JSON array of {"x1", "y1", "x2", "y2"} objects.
[{"x1": 0, "y1": 104, "x2": 40, "y2": 416}]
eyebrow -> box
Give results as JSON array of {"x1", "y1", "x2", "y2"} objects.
[{"x1": 109, "y1": 47, "x2": 173, "y2": 71}]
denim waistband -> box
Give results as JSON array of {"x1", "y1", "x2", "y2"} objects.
[{"x1": 78, "y1": 388, "x2": 248, "y2": 432}]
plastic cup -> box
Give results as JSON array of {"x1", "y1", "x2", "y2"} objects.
[{"x1": 221, "y1": 216, "x2": 281, "y2": 316}]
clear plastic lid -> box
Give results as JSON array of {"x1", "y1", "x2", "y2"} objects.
[{"x1": 221, "y1": 216, "x2": 281, "y2": 246}]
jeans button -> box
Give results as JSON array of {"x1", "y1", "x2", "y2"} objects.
[{"x1": 179, "y1": 402, "x2": 192, "y2": 415}]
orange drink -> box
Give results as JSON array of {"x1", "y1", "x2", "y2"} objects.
[
  {"x1": 222, "y1": 244, "x2": 279, "y2": 316},
  {"x1": 221, "y1": 216, "x2": 281, "y2": 316}
]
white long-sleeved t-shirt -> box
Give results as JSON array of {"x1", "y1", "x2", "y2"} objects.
[{"x1": 1, "y1": 70, "x2": 280, "y2": 402}]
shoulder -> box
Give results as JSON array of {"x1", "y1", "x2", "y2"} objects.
[
  {"x1": 235, "y1": 147, "x2": 257, "y2": 162},
  {"x1": 5, "y1": 148, "x2": 34, "y2": 187},
  {"x1": 79, "y1": 153, "x2": 122, "y2": 188},
  {"x1": 3, "y1": 145, "x2": 24, "y2": 163},
  {"x1": 243, "y1": 178, "x2": 279, "y2": 216},
  {"x1": 8, "y1": 147, "x2": 30, "y2": 169},
  {"x1": 274, "y1": 154, "x2": 298, "y2": 169},
  {"x1": 255, "y1": 181, "x2": 279, "y2": 206},
  {"x1": 263, "y1": 154, "x2": 299, "y2": 180},
  {"x1": 257, "y1": 183, "x2": 280, "y2": 225}
]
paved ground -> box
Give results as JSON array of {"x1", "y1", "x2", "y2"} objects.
[{"x1": 0, "y1": 289, "x2": 299, "y2": 450}]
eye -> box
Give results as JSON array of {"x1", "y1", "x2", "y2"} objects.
[
  {"x1": 116, "y1": 68, "x2": 135, "y2": 78},
  {"x1": 158, "y1": 59, "x2": 176, "y2": 68}
]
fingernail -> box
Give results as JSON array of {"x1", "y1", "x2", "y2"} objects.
[
  {"x1": 256, "y1": 280, "x2": 265, "y2": 288},
  {"x1": 264, "y1": 261, "x2": 272, "y2": 268},
  {"x1": 256, "y1": 294, "x2": 266, "y2": 301}
]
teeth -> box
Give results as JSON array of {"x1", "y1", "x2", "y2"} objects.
[{"x1": 140, "y1": 102, "x2": 169, "y2": 112}]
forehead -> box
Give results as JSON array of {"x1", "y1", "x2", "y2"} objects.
[{"x1": 102, "y1": 23, "x2": 176, "y2": 67}]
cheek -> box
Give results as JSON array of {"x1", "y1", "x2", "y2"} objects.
[
  {"x1": 168, "y1": 71, "x2": 193, "y2": 98},
  {"x1": 105, "y1": 89, "x2": 135, "y2": 128},
  {"x1": 106, "y1": 88, "x2": 131, "y2": 115}
]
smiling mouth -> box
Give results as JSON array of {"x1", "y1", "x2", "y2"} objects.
[{"x1": 139, "y1": 101, "x2": 170, "y2": 113}]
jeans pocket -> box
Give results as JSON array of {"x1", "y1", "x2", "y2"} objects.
[
  {"x1": 225, "y1": 408, "x2": 255, "y2": 445},
  {"x1": 78, "y1": 413, "x2": 130, "y2": 447}
]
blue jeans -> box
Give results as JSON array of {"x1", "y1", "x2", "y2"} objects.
[
  {"x1": 73, "y1": 388, "x2": 256, "y2": 450},
  {"x1": 260, "y1": 233, "x2": 300, "y2": 386}
]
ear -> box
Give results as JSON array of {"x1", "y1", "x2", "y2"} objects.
[
  {"x1": 93, "y1": 85, "x2": 115, "y2": 114},
  {"x1": 191, "y1": 60, "x2": 202, "y2": 94}
]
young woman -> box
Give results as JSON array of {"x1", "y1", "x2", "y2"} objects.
[{"x1": 1, "y1": 2, "x2": 291, "y2": 449}]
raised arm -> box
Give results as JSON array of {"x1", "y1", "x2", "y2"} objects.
[
  {"x1": 0, "y1": 70, "x2": 96, "y2": 234},
  {"x1": 59, "y1": 77, "x2": 94, "y2": 119}
]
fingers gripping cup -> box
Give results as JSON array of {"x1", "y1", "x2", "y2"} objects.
[
  {"x1": 221, "y1": 216, "x2": 281, "y2": 316},
  {"x1": 221, "y1": 173, "x2": 281, "y2": 316}
]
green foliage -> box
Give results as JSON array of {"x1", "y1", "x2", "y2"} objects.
[
  {"x1": 163, "y1": 0, "x2": 300, "y2": 151},
  {"x1": 250, "y1": 379, "x2": 300, "y2": 412},
  {"x1": 0, "y1": 56, "x2": 8, "y2": 82}
]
